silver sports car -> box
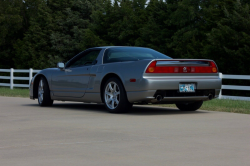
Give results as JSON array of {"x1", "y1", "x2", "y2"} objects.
[{"x1": 30, "y1": 46, "x2": 221, "y2": 113}]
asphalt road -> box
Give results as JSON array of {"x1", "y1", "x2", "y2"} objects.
[{"x1": 0, "y1": 96, "x2": 249, "y2": 166}]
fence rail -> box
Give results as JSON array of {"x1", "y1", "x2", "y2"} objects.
[
  {"x1": 0, "y1": 69, "x2": 250, "y2": 101},
  {"x1": 219, "y1": 73, "x2": 250, "y2": 101},
  {"x1": 0, "y1": 68, "x2": 41, "y2": 89}
]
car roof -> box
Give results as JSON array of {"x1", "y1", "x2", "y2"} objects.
[{"x1": 93, "y1": 46, "x2": 149, "y2": 49}]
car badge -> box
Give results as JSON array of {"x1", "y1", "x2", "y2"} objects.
[{"x1": 183, "y1": 67, "x2": 187, "y2": 72}]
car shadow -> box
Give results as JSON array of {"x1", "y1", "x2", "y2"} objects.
[
  {"x1": 127, "y1": 105, "x2": 207, "y2": 115},
  {"x1": 23, "y1": 102, "x2": 207, "y2": 115},
  {"x1": 24, "y1": 103, "x2": 108, "y2": 113}
]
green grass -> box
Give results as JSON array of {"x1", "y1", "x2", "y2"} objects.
[
  {"x1": 0, "y1": 87, "x2": 29, "y2": 98},
  {"x1": 157, "y1": 99, "x2": 250, "y2": 114},
  {"x1": 0, "y1": 87, "x2": 249, "y2": 114}
]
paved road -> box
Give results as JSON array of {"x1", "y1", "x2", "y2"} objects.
[{"x1": 0, "y1": 96, "x2": 249, "y2": 166}]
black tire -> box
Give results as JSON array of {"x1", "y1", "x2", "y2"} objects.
[
  {"x1": 175, "y1": 101, "x2": 203, "y2": 111},
  {"x1": 103, "y1": 77, "x2": 133, "y2": 113},
  {"x1": 37, "y1": 77, "x2": 53, "y2": 106}
]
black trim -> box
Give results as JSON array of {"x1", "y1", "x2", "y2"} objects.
[{"x1": 154, "y1": 90, "x2": 215, "y2": 97}]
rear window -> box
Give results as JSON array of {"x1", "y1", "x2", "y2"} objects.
[{"x1": 103, "y1": 47, "x2": 172, "y2": 64}]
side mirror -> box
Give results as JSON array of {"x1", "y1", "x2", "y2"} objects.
[{"x1": 57, "y1": 62, "x2": 65, "y2": 70}]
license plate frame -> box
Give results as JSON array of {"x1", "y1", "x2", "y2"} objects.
[{"x1": 179, "y1": 83, "x2": 196, "y2": 93}]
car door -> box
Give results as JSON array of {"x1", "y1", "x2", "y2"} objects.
[{"x1": 51, "y1": 49, "x2": 101, "y2": 98}]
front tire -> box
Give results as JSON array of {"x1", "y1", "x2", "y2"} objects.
[
  {"x1": 176, "y1": 101, "x2": 203, "y2": 111},
  {"x1": 38, "y1": 77, "x2": 53, "y2": 106},
  {"x1": 103, "y1": 77, "x2": 132, "y2": 113}
]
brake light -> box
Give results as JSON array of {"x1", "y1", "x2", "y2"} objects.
[
  {"x1": 146, "y1": 61, "x2": 157, "y2": 73},
  {"x1": 210, "y1": 61, "x2": 218, "y2": 73},
  {"x1": 146, "y1": 60, "x2": 218, "y2": 73}
]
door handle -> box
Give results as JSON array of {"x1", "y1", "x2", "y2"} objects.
[{"x1": 65, "y1": 69, "x2": 72, "y2": 72}]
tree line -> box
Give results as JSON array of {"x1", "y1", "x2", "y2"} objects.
[{"x1": 0, "y1": 0, "x2": 249, "y2": 75}]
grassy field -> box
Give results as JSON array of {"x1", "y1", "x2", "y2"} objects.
[
  {"x1": 0, "y1": 87, "x2": 30, "y2": 98},
  {"x1": 157, "y1": 99, "x2": 250, "y2": 114},
  {"x1": 0, "y1": 87, "x2": 249, "y2": 114}
]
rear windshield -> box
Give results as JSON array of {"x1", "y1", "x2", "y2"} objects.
[{"x1": 103, "y1": 47, "x2": 172, "y2": 64}]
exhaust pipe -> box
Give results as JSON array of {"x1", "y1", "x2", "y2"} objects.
[
  {"x1": 208, "y1": 94, "x2": 213, "y2": 100},
  {"x1": 156, "y1": 95, "x2": 163, "y2": 102}
]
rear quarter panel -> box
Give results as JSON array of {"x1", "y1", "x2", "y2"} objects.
[{"x1": 86, "y1": 59, "x2": 152, "y2": 93}]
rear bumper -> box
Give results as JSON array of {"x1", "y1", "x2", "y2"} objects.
[
  {"x1": 127, "y1": 76, "x2": 221, "y2": 103},
  {"x1": 141, "y1": 75, "x2": 221, "y2": 90},
  {"x1": 127, "y1": 89, "x2": 221, "y2": 103},
  {"x1": 151, "y1": 96, "x2": 212, "y2": 102}
]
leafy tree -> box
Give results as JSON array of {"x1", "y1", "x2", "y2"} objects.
[
  {"x1": 203, "y1": 0, "x2": 250, "y2": 75},
  {"x1": 14, "y1": 0, "x2": 104, "y2": 69},
  {"x1": 0, "y1": 0, "x2": 40, "y2": 68},
  {"x1": 0, "y1": 0, "x2": 38, "y2": 86},
  {"x1": 14, "y1": 0, "x2": 53, "y2": 69},
  {"x1": 135, "y1": 0, "x2": 178, "y2": 57},
  {"x1": 90, "y1": 0, "x2": 147, "y2": 46},
  {"x1": 0, "y1": 0, "x2": 250, "y2": 78},
  {"x1": 168, "y1": 0, "x2": 206, "y2": 59}
]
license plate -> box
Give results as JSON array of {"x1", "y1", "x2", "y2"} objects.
[{"x1": 179, "y1": 83, "x2": 196, "y2": 93}]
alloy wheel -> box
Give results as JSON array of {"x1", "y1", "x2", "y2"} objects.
[
  {"x1": 104, "y1": 82, "x2": 120, "y2": 109},
  {"x1": 38, "y1": 79, "x2": 44, "y2": 104}
]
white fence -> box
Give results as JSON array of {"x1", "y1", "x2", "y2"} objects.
[
  {"x1": 0, "y1": 69, "x2": 250, "y2": 101},
  {"x1": 219, "y1": 73, "x2": 250, "y2": 101},
  {"x1": 0, "y1": 68, "x2": 41, "y2": 89}
]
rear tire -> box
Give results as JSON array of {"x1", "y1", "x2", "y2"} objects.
[
  {"x1": 103, "y1": 77, "x2": 133, "y2": 113},
  {"x1": 176, "y1": 101, "x2": 203, "y2": 111},
  {"x1": 38, "y1": 77, "x2": 53, "y2": 106}
]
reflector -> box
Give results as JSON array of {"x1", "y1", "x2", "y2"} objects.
[{"x1": 148, "y1": 67, "x2": 155, "y2": 73}]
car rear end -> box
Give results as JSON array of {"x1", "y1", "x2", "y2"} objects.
[{"x1": 127, "y1": 59, "x2": 222, "y2": 104}]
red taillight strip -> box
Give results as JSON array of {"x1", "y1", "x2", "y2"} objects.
[
  {"x1": 146, "y1": 61, "x2": 157, "y2": 73},
  {"x1": 146, "y1": 60, "x2": 218, "y2": 73}
]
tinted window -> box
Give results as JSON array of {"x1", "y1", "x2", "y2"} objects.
[
  {"x1": 67, "y1": 50, "x2": 101, "y2": 68},
  {"x1": 103, "y1": 47, "x2": 171, "y2": 64}
]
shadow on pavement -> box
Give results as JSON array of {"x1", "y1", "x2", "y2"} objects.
[
  {"x1": 128, "y1": 105, "x2": 207, "y2": 115},
  {"x1": 23, "y1": 102, "x2": 207, "y2": 115}
]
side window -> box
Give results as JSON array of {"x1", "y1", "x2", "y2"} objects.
[{"x1": 68, "y1": 50, "x2": 101, "y2": 68}]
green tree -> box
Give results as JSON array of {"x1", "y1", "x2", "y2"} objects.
[
  {"x1": 14, "y1": 0, "x2": 53, "y2": 69},
  {"x1": 203, "y1": 0, "x2": 250, "y2": 74},
  {"x1": 15, "y1": 0, "x2": 103, "y2": 69},
  {"x1": 90, "y1": 0, "x2": 147, "y2": 46},
  {"x1": 1, "y1": 0, "x2": 250, "y2": 77},
  {"x1": 169, "y1": 0, "x2": 206, "y2": 59},
  {"x1": 135, "y1": 0, "x2": 178, "y2": 57},
  {"x1": 0, "y1": 0, "x2": 40, "y2": 68}
]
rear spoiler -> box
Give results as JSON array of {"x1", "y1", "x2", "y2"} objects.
[{"x1": 145, "y1": 59, "x2": 218, "y2": 73}]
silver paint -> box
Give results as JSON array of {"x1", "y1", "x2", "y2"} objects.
[
  {"x1": 30, "y1": 47, "x2": 222, "y2": 104},
  {"x1": 38, "y1": 79, "x2": 44, "y2": 104},
  {"x1": 104, "y1": 81, "x2": 120, "y2": 109}
]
